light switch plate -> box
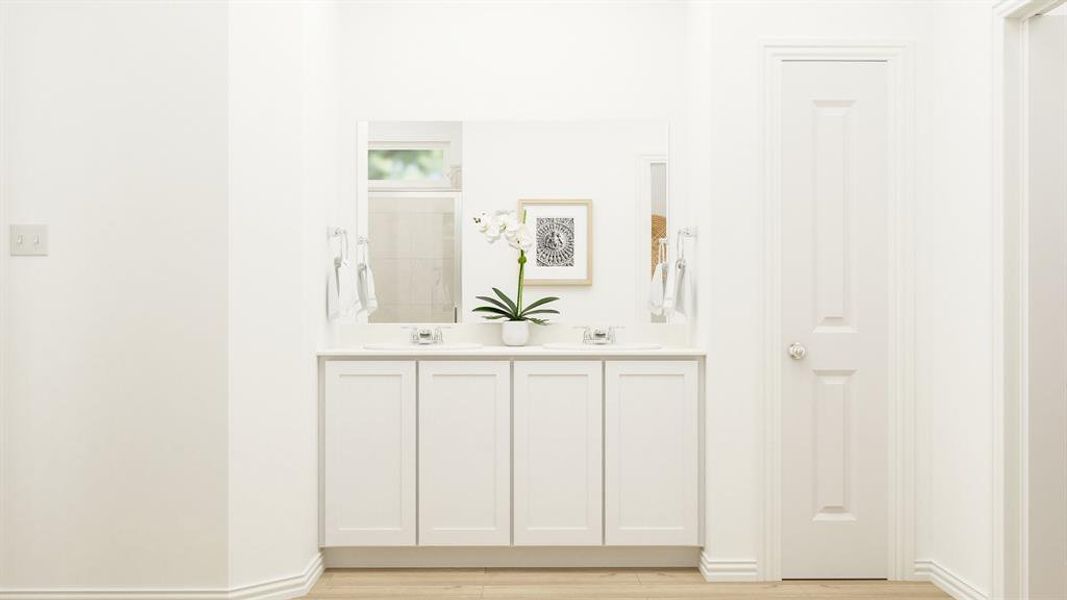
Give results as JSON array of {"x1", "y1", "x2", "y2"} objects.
[{"x1": 10, "y1": 224, "x2": 48, "y2": 256}]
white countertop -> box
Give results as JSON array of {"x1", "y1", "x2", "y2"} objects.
[{"x1": 318, "y1": 345, "x2": 706, "y2": 358}]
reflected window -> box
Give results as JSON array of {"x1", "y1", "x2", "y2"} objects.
[{"x1": 368, "y1": 147, "x2": 446, "y2": 182}]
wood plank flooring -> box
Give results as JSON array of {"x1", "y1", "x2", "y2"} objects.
[{"x1": 299, "y1": 568, "x2": 950, "y2": 599}]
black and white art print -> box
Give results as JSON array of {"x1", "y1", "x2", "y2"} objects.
[
  {"x1": 519, "y1": 199, "x2": 592, "y2": 286},
  {"x1": 535, "y1": 217, "x2": 575, "y2": 267}
]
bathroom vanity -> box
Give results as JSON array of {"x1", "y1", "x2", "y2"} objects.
[{"x1": 319, "y1": 346, "x2": 704, "y2": 557}]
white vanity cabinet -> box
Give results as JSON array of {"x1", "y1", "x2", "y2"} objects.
[
  {"x1": 418, "y1": 361, "x2": 511, "y2": 545},
  {"x1": 321, "y1": 352, "x2": 702, "y2": 551},
  {"x1": 323, "y1": 360, "x2": 417, "y2": 546},
  {"x1": 605, "y1": 361, "x2": 700, "y2": 545},
  {"x1": 513, "y1": 361, "x2": 603, "y2": 545}
]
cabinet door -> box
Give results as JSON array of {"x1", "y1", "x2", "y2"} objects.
[
  {"x1": 419, "y1": 361, "x2": 510, "y2": 545},
  {"x1": 513, "y1": 361, "x2": 603, "y2": 546},
  {"x1": 605, "y1": 360, "x2": 699, "y2": 545},
  {"x1": 324, "y1": 360, "x2": 416, "y2": 546}
]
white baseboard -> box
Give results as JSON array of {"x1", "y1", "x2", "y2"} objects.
[
  {"x1": 698, "y1": 553, "x2": 760, "y2": 582},
  {"x1": 228, "y1": 553, "x2": 323, "y2": 600},
  {"x1": 913, "y1": 559, "x2": 987, "y2": 600},
  {"x1": 0, "y1": 553, "x2": 323, "y2": 600},
  {"x1": 322, "y1": 546, "x2": 700, "y2": 568}
]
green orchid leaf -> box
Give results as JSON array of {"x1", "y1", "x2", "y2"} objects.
[
  {"x1": 491, "y1": 287, "x2": 519, "y2": 313},
  {"x1": 518, "y1": 296, "x2": 560, "y2": 315},
  {"x1": 518, "y1": 309, "x2": 559, "y2": 317},
  {"x1": 472, "y1": 306, "x2": 512, "y2": 318},
  {"x1": 526, "y1": 317, "x2": 548, "y2": 325},
  {"x1": 475, "y1": 295, "x2": 515, "y2": 315}
]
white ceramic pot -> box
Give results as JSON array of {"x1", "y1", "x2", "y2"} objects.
[{"x1": 501, "y1": 320, "x2": 530, "y2": 346}]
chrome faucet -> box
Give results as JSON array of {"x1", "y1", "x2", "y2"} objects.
[
  {"x1": 580, "y1": 326, "x2": 619, "y2": 345},
  {"x1": 407, "y1": 326, "x2": 445, "y2": 345}
]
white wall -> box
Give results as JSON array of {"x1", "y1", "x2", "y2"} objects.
[
  {"x1": 305, "y1": 4, "x2": 345, "y2": 350},
  {"x1": 339, "y1": 3, "x2": 686, "y2": 121},
  {"x1": 0, "y1": 0, "x2": 230, "y2": 588},
  {"x1": 462, "y1": 120, "x2": 667, "y2": 324},
  {"x1": 918, "y1": 4, "x2": 996, "y2": 594},
  {"x1": 0, "y1": 0, "x2": 339, "y2": 592},
  {"x1": 227, "y1": 0, "x2": 333, "y2": 589},
  {"x1": 699, "y1": 0, "x2": 995, "y2": 593}
]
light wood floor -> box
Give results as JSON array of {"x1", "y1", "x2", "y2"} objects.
[{"x1": 299, "y1": 568, "x2": 951, "y2": 599}]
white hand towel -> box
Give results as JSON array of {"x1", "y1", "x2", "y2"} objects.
[
  {"x1": 358, "y1": 264, "x2": 378, "y2": 316},
  {"x1": 662, "y1": 259, "x2": 679, "y2": 314},
  {"x1": 328, "y1": 257, "x2": 361, "y2": 320},
  {"x1": 671, "y1": 261, "x2": 691, "y2": 323},
  {"x1": 662, "y1": 259, "x2": 690, "y2": 322},
  {"x1": 357, "y1": 248, "x2": 378, "y2": 317},
  {"x1": 649, "y1": 262, "x2": 666, "y2": 315}
]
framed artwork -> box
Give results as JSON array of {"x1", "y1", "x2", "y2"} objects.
[{"x1": 518, "y1": 199, "x2": 593, "y2": 286}]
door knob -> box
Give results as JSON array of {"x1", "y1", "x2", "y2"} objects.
[{"x1": 787, "y1": 342, "x2": 807, "y2": 360}]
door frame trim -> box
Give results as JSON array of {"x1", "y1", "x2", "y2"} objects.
[
  {"x1": 992, "y1": 2, "x2": 1067, "y2": 597},
  {"x1": 759, "y1": 40, "x2": 916, "y2": 582}
]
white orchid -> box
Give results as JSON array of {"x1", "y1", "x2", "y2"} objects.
[
  {"x1": 471, "y1": 209, "x2": 560, "y2": 325},
  {"x1": 500, "y1": 212, "x2": 521, "y2": 234},
  {"x1": 473, "y1": 210, "x2": 527, "y2": 245},
  {"x1": 506, "y1": 223, "x2": 534, "y2": 252},
  {"x1": 473, "y1": 211, "x2": 492, "y2": 233}
]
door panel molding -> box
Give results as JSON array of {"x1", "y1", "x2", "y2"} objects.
[
  {"x1": 418, "y1": 360, "x2": 511, "y2": 545},
  {"x1": 323, "y1": 360, "x2": 417, "y2": 546},
  {"x1": 513, "y1": 360, "x2": 603, "y2": 546},
  {"x1": 760, "y1": 40, "x2": 916, "y2": 582}
]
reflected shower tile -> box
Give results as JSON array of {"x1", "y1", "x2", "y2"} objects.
[
  {"x1": 425, "y1": 197, "x2": 454, "y2": 213},
  {"x1": 370, "y1": 258, "x2": 398, "y2": 303},
  {"x1": 369, "y1": 305, "x2": 395, "y2": 323},
  {"x1": 410, "y1": 259, "x2": 438, "y2": 299},
  {"x1": 394, "y1": 211, "x2": 415, "y2": 259},
  {"x1": 395, "y1": 304, "x2": 431, "y2": 323},
  {"x1": 395, "y1": 260, "x2": 414, "y2": 301},
  {"x1": 410, "y1": 214, "x2": 437, "y2": 259},
  {"x1": 430, "y1": 306, "x2": 455, "y2": 323},
  {"x1": 430, "y1": 260, "x2": 453, "y2": 307}
]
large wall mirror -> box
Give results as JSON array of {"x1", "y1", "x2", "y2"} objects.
[{"x1": 356, "y1": 120, "x2": 672, "y2": 325}]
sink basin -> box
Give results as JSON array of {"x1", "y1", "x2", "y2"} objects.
[
  {"x1": 542, "y1": 342, "x2": 662, "y2": 351},
  {"x1": 362, "y1": 342, "x2": 483, "y2": 351}
]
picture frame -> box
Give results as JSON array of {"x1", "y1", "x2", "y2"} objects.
[{"x1": 517, "y1": 199, "x2": 593, "y2": 286}]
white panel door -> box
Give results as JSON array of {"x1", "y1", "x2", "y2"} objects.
[
  {"x1": 604, "y1": 360, "x2": 698, "y2": 546},
  {"x1": 419, "y1": 361, "x2": 511, "y2": 545},
  {"x1": 780, "y1": 61, "x2": 889, "y2": 578},
  {"x1": 513, "y1": 361, "x2": 603, "y2": 546},
  {"x1": 324, "y1": 360, "x2": 416, "y2": 546}
]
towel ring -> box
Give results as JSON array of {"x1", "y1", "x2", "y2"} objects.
[
  {"x1": 675, "y1": 227, "x2": 696, "y2": 266},
  {"x1": 329, "y1": 227, "x2": 351, "y2": 267}
]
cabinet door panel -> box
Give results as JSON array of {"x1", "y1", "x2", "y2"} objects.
[
  {"x1": 605, "y1": 361, "x2": 699, "y2": 545},
  {"x1": 324, "y1": 360, "x2": 416, "y2": 546},
  {"x1": 513, "y1": 361, "x2": 603, "y2": 546},
  {"x1": 419, "y1": 361, "x2": 511, "y2": 545}
]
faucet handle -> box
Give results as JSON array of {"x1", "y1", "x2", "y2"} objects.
[
  {"x1": 576, "y1": 325, "x2": 621, "y2": 345},
  {"x1": 573, "y1": 325, "x2": 595, "y2": 343},
  {"x1": 405, "y1": 326, "x2": 444, "y2": 345}
]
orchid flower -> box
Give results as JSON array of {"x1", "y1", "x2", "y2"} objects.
[{"x1": 470, "y1": 209, "x2": 559, "y2": 324}]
